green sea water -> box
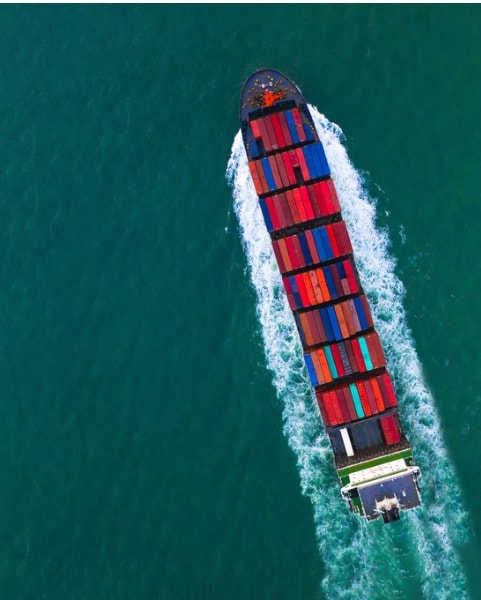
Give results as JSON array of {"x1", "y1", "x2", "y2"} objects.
[{"x1": 1, "y1": 4, "x2": 481, "y2": 599}]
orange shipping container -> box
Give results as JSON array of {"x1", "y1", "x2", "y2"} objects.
[
  {"x1": 317, "y1": 349, "x2": 333, "y2": 383},
  {"x1": 302, "y1": 273, "x2": 317, "y2": 306},
  {"x1": 308, "y1": 270, "x2": 324, "y2": 304},
  {"x1": 299, "y1": 313, "x2": 315, "y2": 347},
  {"x1": 278, "y1": 238, "x2": 293, "y2": 272}
]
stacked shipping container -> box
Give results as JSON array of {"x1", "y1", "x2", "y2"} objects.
[{"x1": 244, "y1": 100, "x2": 406, "y2": 466}]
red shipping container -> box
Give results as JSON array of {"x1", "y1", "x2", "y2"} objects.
[
  {"x1": 334, "y1": 389, "x2": 351, "y2": 424},
  {"x1": 257, "y1": 118, "x2": 272, "y2": 152},
  {"x1": 302, "y1": 273, "x2": 317, "y2": 306},
  {"x1": 274, "y1": 153, "x2": 289, "y2": 188},
  {"x1": 370, "y1": 378, "x2": 385, "y2": 412},
  {"x1": 310, "y1": 182, "x2": 326, "y2": 215},
  {"x1": 284, "y1": 237, "x2": 301, "y2": 270},
  {"x1": 343, "y1": 335, "x2": 358, "y2": 369},
  {"x1": 268, "y1": 155, "x2": 283, "y2": 190},
  {"x1": 288, "y1": 149, "x2": 300, "y2": 168},
  {"x1": 270, "y1": 113, "x2": 287, "y2": 148},
  {"x1": 323, "y1": 392, "x2": 337, "y2": 426},
  {"x1": 331, "y1": 222, "x2": 352, "y2": 255},
  {"x1": 248, "y1": 162, "x2": 264, "y2": 195},
  {"x1": 293, "y1": 188, "x2": 307, "y2": 222},
  {"x1": 360, "y1": 295, "x2": 374, "y2": 328},
  {"x1": 331, "y1": 344, "x2": 345, "y2": 377},
  {"x1": 294, "y1": 237, "x2": 308, "y2": 270},
  {"x1": 295, "y1": 274, "x2": 311, "y2": 307},
  {"x1": 271, "y1": 240, "x2": 286, "y2": 273},
  {"x1": 278, "y1": 193, "x2": 294, "y2": 226},
  {"x1": 311, "y1": 310, "x2": 327, "y2": 343},
  {"x1": 347, "y1": 299, "x2": 362, "y2": 332},
  {"x1": 265, "y1": 197, "x2": 281, "y2": 231},
  {"x1": 376, "y1": 374, "x2": 390, "y2": 407},
  {"x1": 350, "y1": 337, "x2": 366, "y2": 371},
  {"x1": 335, "y1": 388, "x2": 353, "y2": 422},
  {"x1": 278, "y1": 111, "x2": 293, "y2": 146},
  {"x1": 306, "y1": 184, "x2": 322, "y2": 218},
  {"x1": 325, "y1": 179, "x2": 341, "y2": 212},
  {"x1": 250, "y1": 119, "x2": 262, "y2": 139},
  {"x1": 291, "y1": 235, "x2": 306, "y2": 268},
  {"x1": 380, "y1": 416, "x2": 393, "y2": 445},
  {"x1": 316, "y1": 181, "x2": 335, "y2": 214},
  {"x1": 341, "y1": 386, "x2": 357, "y2": 421},
  {"x1": 295, "y1": 147, "x2": 310, "y2": 181},
  {"x1": 282, "y1": 278, "x2": 297, "y2": 311},
  {"x1": 272, "y1": 196, "x2": 289, "y2": 230},
  {"x1": 340, "y1": 276, "x2": 351, "y2": 296},
  {"x1": 281, "y1": 151, "x2": 297, "y2": 185},
  {"x1": 300, "y1": 186, "x2": 315, "y2": 220},
  {"x1": 315, "y1": 390, "x2": 331, "y2": 426},
  {"x1": 380, "y1": 373, "x2": 398, "y2": 407},
  {"x1": 263, "y1": 115, "x2": 278, "y2": 150},
  {"x1": 380, "y1": 415, "x2": 401, "y2": 445},
  {"x1": 285, "y1": 190, "x2": 301, "y2": 223},
  {"x1": 356, "y1": 381, "x2": 372, "y2": 417},
  {"x1": 329, "y1": 390, "x2": 344, "y2": 425},
  {"x1": 389, "y1": 417, "x2": 401, "y2": 444},
  {"x1": 363, "y1": 378, "x2": 379, "y2": 414},
  {"x1": 291, "y1": 107, "x2": 307, "y2": 142},
  {"x1": 344, "y1": 260, "x2": 359, "y2": 294},
  {"x1": 304, "y1": 230, "x2": 320, "y2": 264},
  {"x1": 367, "y1": 332, "x2": 386, "y2": 369},
  {"x1": 329, "y1": 264, "x2": 344, "y2": 297},
  {"x1": 282, "y1": 276, "x2": 292, "y2": 294},
  {"x1": 325, "y1": 224, "x2": 341, "y2": 257}
]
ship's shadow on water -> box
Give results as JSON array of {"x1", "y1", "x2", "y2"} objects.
[{"x1": 226, "y1": 107, "x2": 469, "y2": 600}]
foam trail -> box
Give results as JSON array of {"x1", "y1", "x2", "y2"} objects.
[{"x1": 226, "y1": 108, "x2": 468, "y2": 599}]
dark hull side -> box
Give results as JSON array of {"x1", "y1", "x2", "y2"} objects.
[{"x1": 238, "y1": 69, "x2": 421, "y2": 523}]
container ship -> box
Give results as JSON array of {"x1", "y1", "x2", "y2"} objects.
[{"x1": 239, "y1": 69, "x2": 421, "y2": 523}]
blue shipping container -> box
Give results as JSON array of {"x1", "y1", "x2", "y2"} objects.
[
  {"x1": 304, "y1": 354, "x2": 318, "y2": 386},
  {"x1": 261, "y1": 157, "x2": 276, "y2": 191},
  {"x1": 285, "y1": 111, "x2": 300, "y2": 144},
  {"x1": 259, "y1": 199, "x2": 274, "y2": 232}
]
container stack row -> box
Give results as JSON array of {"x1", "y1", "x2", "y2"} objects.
[
  {"x1": 248, "y1": 142, "x2": 330, "y2": 196},
  {"x1": 271, "y1": 221, "x2": 352, "y2": 275},
  {"x1": 259, "y1": 179, "x2": 341, "y2": 233},
  {"x1": 284, "y1": 269, "x2": 363, "y2": 311},
  {"x1": 249, "y1": 107, "x2": 312, "y2": 154},
  {"x1": 303, "y1": 331, "x2": 386, "y2": 387},
  {"x1": 315, "y1": 372, "x2": 398, "y2": 427},
  {"x1": 294, "y1": 296, "x2": 372, "y2": 345}
]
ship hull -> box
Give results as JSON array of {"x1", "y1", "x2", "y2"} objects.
[{"x1": 238, "y1": 69, "x2": 421, "y2": 522}]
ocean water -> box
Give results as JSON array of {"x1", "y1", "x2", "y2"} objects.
[{"x1": 1, "y1": 4, "x2": 481, "y2": 599}]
